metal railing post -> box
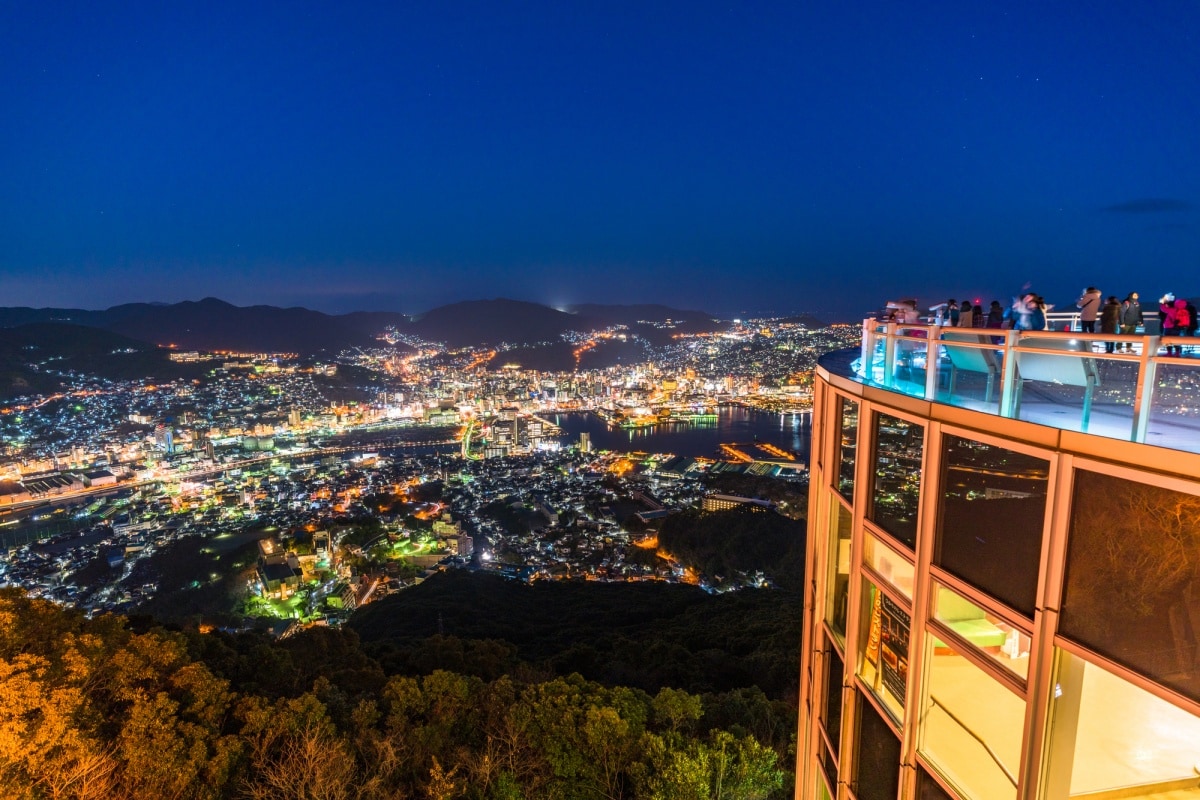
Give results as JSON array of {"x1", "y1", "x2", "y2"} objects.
[
  {"x1": 925, "y1": 324, "x2": 942, "y2": 400},
  {"x1": 883, "y1": 322, "x2": 897, "y2": 389},
  {"x1": 999, "y1": 329, "x2": 1019, "y2": 418},
  {"x1": 860, "y1": 318, "x2": 876, "y2": 380},
  {"x1": 1130, "y1": 336, "x2": 1161, "y2": 443}
]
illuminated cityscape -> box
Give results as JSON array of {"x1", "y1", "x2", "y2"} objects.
[
  {"x1": 2, "y1": 0, "x2": 1197, "y2": 797},
  {"x1": 0, "y1": 315, "x2": 858, "y2": 626}
]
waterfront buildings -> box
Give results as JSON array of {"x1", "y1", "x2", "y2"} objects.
[{"x1": 799, "y1": 323, "x2": 1200, "y2": 798}]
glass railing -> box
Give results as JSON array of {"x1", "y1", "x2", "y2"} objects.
[{"x1": 846, "y1": 319, "x2": 1200, "y2": 453}]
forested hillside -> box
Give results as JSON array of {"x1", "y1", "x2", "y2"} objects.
[{"x1": 0, "y1": 589, "x2": 788, "y2": 799}]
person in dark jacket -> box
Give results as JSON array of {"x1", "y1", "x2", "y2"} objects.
[
  {"x1": 1119, "y1": 292, "x2": 1143, "y2": 352},
  {"x1": 1100, "y1": 296, "x2": 1121, "y2": 353},
  {"x1": 986, "y1": 301, "x2": 1005, "y2": 328}
]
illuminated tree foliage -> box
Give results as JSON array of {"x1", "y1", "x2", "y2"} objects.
[{"x1": 0, "y1": 589, "x2": 787, "y2": 799}]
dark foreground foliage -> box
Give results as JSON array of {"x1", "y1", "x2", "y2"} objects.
[
  {"x1": 349, "y1": 571, "x2": 803, "y2": 701},
  {"x1": 0, "y1": 589, "x2": 790, "y2": 799},
  {"x1": 658, "y1": 506, "x2": 807, "y2": 591}
]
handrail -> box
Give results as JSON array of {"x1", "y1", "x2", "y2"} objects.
[
  {"x1": 928, "y1": 694, "x2": 1018, "y2": 787},
  {"x1": 853, "y1": 317, "x2": 1200, "y2": 445}
]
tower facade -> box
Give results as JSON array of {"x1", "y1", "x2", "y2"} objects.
[{"x1": 799, "y1": 326, "x2": 1200, "y2": 799}]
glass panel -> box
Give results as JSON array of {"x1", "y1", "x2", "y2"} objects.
[
  {"x1": 818, "y1": 739, "x2": 838, "y2": 795},
  {"x1": 837, "y1": 396, "x2": 859, "y2": 500},
  {"x1": 826, "y1": 498, "x2": 853, "y2": 640},
  {"x1": 858, "y1": 580, "x2": 910, "y2": 722},
  {"x1": 1043, "y1": 649, "x2": 1200, "y2": 799},
  {"x1": 917, "y1": 766, "x2": 956, "y2": 800},
  {"x1": 821, "y1": 640, "x2": 845, "y2": 758},
  {"x1": 936, "y1": 333, "x2": 1004, "y2": 415},
  {"x1": 855, "y1": 692, "x2": 902, "y2": 800},
  {"x1": 864, "y1": 531, "x2": 914, "y2": 600},
  {"x1": 931, "y1": 585, "x2": 1030, "y2": 680},
  {"x1": 1013, "y1": 340, "x2": 1137, "y2": 438},
  {"x1": 816, "y1": 771, "x2": 835, "y2": 800},
  {"x1": 935, "y1": 435, "x2": 1049, "y2": 615},
  {"x1": 870, "y1": 413, "x2": 924, "y2": 549},
  {"x1": 891, "y1": 326, "x2": 933, "y2": 398},
  {"x1": 1060, "y1": 470, "x2": 1200, "y2": 704},
  {"x1": 920, "y1": 641, "x2": 1023, "y2": 800},
  {"x1": 1146, "y1": 360, "x2": 1200, "y2": 454}
]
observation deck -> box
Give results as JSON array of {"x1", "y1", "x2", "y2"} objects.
[{"x1": 820, "y1": 318, "x2": 1200, "y2": 455}]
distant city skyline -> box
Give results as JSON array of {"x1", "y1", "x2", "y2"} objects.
[{"x1": 2, "y1": 3, "x2": 1197, "y2": 320}]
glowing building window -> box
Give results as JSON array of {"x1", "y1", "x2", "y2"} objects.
[
  {"x1": 857, "y1": 579, "x2": 910, "y2": 723},
  {"x1": 826, "y1": 498, "x2": 853, "y2": 640}
]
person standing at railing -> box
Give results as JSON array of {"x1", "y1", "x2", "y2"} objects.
[
  {"x1": 1100, "y1": 296, "x2": 1121, "y2": 353},
  {"x1": 1160, "y1": 294, "x2": 1182, "y2": 356},
  {"x1": 1009, "y1": 294, "x2": 1034, "y2": 330},
  {"x1": 1031, "y1": 296, "x2": 1049, "y2": 330},
  {"x1": 986, "y1": 301, "x2": 1005, "y2": 328},
  {"x1": 1119, "y1": 293, "x2": 1143, "y2": 352},
  {"x1": 972, "y1": 303, "x2": 986, "y2": 327},
  {"x1": 930, "y1": 300, "x2": 954, "y2": 326},
  {"x1": 1173, "y1": 299, "x2": 1191, "y2": 355},
  {"x1": 1076, "y1": 286, "x2": 1102, "y2": 333},
  {"x1": 958, "y1": 300, "x2": 975, "y2": 327}
]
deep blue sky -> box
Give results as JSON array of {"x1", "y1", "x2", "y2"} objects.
[{"x1": 2, "y1": 2, "x2": 1197, "y2": 319}]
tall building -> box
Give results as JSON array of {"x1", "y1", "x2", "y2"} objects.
[
  {"x1": 579, "y1": 431, "x2": 592, "y2": 453},
  {"x1": 154, "y1": 423, "x2": 174, "y2": 454},
  {"x1": 799, "y1": 324, "x2": 1200, "y2": 799}
]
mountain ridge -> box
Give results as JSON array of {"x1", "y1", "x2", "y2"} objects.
[{"x1": 0, "y1": 297, "x2": 731, "y2": 353}]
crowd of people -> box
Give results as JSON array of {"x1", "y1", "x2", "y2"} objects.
[{"x1": 882, "y1": 289, "x2": 1197, "y2": 356}]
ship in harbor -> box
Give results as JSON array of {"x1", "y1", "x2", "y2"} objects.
[{"x1": 594, "y1": 404, "x2": 719, "y2": 429}]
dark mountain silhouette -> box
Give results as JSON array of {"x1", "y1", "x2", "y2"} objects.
[
  {"x1": 0, "y1": 297, "x2": 738, "y2": 354},
  {"x1": 0, "y1": 299, "x2": 381, "y2": 354},
  {"x1": 567, "y1": 303, "x2": 719, "y2": 326},
  {"x1": 338, "y1": 310, "x2": 412, "y2": 338},
  {"x1": 775, "y1": 313, "x2": 827, "y2": 328},
  {"x1": 99, "y1": 298, "x2": 377, "y2": 353},
  {"x1": 410, "y1": 298, "x2": 600, "y2": 347},
  {"x1": 0, "y1": 323, "x2": 207, "y2": 399}
]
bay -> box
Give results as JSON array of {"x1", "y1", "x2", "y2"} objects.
[{"x1": 548, "y1": 406, "x2": 811, "y2": 460}]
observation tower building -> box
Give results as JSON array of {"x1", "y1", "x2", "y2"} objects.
[{"x1": 798, "y1": 319, "x2": 1200, "y2": 799}]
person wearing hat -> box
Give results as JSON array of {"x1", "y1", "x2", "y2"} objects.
[
  {"x1": 1119, "y1": 292, "x2": 1143, "y2": 352},
  {"x1": 1160, "y1": 293, "x2": 1181, "y2": 356}
]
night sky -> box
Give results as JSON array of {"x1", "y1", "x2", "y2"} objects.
[{"x1": 2, "y1": 2, "x2": 1198, "y2": 320}]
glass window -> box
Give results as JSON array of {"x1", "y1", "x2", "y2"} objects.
[
  {"x1": 864, "y1": 531, "x2": 914, "y2": 600},
  {"x1": 837, "y1": 396, "x2": 859, "y2": 500},
  {"x1": 816, "y1": 771, "x2": 835, "y2": 800},
  {"x1": 818, "y1": 740, "x2": 838, "y2": 796},
  {"x1": 858, "y1": 580, "x2": 910, "y2": 722},
  {"x1": 935, "y1": 435, "x2": 1049, "y2": 615},
  {"x1": 820, "y1": 639, "x2": 844, "y2": 758},
  {"x1": 1060, "y1": 470, "x2": 1200, "y2": 704},
  {"x1": 1042, "y1": 649, "x2": 1200, "y2": 799},
  {"x1": 854, "y1": 692, "x2": 901, "y2": 800},
  {"x1": 917, "y1": 767, "x2": 955, "y2": 800},
  {"x1": 919, "y1": 641, "x2": 1023, "y2": 800},
  {"x1": 826, "y1": 499, "x2": 853, "y2": 640},
  {"x1": 931, "y1": 584, "x2": 1030, "y2": 680},
  {"x1": 870, "y1": 413, "x2": 924, "y2": 549}
]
